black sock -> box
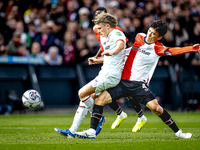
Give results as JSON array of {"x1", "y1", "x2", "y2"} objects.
[
  {"x1": 90, "y1": 104, "x2": 103, "y2": 130},
  {"x1": 128, "y1": 96, "x2": 143, "y2": 117},
  {"x1": 108, "y1": 100, "x2": 123, "y2": 115},
  {"x1": 159, "y1": 109, "x2": 179, "y2": 133},
  {"x1": 108, "y1": 100, "x2": 120, "y2": 111}
]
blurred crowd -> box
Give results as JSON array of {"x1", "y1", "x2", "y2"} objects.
[{"x1": 0, "y1": 0, "x2": 200, "y2": 66}]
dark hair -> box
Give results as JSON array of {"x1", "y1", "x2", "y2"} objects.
[
  {"x1": 149, "y1": 20, "x2": 167, "y2": 36},
  {"x1": 95, "y1": 7, "x2": 107, "y2": 13}
]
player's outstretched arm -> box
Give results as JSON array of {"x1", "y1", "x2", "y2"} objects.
[
  {"x1": 88, "y1": 57, "x2": 104, "y2": 65},
  {"x1": 193, "y1": 44, "x2": 200, "y2": 53},
  {"x1": 156, "y1": 44, "x2": 200, "y2": 56},
  {"x1": 103, "y1": 40, "x2": 125, "y2": 56}
]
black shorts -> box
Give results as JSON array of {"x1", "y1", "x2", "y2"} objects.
[{"x1": 107, "y1": 79, "x2": 155, "y2": 105}]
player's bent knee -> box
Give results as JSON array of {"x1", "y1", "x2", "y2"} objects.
[
  {"x1": 78, "y1": 89, "x2": 84, "y2": 99},
  {"x1": 94, "y1": 91, "x2": 112, "y2": 106},
  {"x1": 146, "y1": 99, "x2": 163, "y2": 115}
]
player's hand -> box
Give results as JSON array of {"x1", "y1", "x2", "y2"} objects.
[
  {"x1": 193, "y1": 44, "x2": 200, "y2": 53},
  {"x1": 102, "y1": 51, "x2": 113, "y2": 56},
  {"x1": 88, "y1": 57, "x2": 96, "y2": 65}
]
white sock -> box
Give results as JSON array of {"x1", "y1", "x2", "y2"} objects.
[
  {"x1": 138, "y1": 115, "x2": 146, "y2": 121},
  {"x1": 80, "y1": 96, "x2": 94, "y2": 113},
  {"x1": 89, "y1": 128, "x2": 96, "y2": 134},
  {"x1": 69, "y1": 102, "x2": 88, "y2": 134},
  {"x1": 118, "y1": 111, "x2": 125, "y2": 118}
]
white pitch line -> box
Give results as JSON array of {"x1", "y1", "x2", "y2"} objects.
[{"x1": 0, "y1": 127, "x2": 35, "y2": 129}]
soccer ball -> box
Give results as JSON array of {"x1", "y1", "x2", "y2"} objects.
[{"x1": 22, "y1": 89, "x2": 41, "y2": 108}]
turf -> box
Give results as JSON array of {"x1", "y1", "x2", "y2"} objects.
[{"x1": 0, "y1": 111, "x2": 200, "y2": 150}]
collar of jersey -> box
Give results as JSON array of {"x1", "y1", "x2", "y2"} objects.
[
  {"x1": 107, "y1": 29, "x2": 115, "y2": 37},
  {"x1": 144, "y1": 36, "x2": 151, "y2": 45}
]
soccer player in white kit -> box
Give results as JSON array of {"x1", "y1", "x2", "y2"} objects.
[
  {"x1": 76, "y1": 20, "x2": 200, "y2": 139},
  {"x1": 91, "y1": 7, "x2": 147, "y2": 132},
  {"x1": 55, "y1": 12, "x2": 127, "y2": 138}
]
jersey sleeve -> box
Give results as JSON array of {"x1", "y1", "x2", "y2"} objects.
[
  {"x1": 93, "y1": 25, "x2": 101, "y2": 43},
  {"x1": 115, "y1": 26, "x2": 129, "y2": 43},
  {"x1": 154, "y1": 42, "x2": 199, "y2": 56},
  {"x1": 113, "y1": 30, "x2": 126, "y2": 45},
  {"x1": 100, "y1": 44, "x2": 104, "y2": 52}
]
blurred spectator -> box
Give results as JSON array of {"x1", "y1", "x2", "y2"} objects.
[
  {"x1": 7, "y1": 31, "x2": 24, "y2": 55},
  {"x1": 44, "y1": 46, "x2": 63, "y2": 65},
  {"x1": 61, "y1": 30, "x2": 77, "y2": 64},
  {"x1": 142, "y1": 15, "x2": 154, "y2": 33},
  {"x1": 0, "y1": 0, "x2": 6, "y2": 34},
  {"x1": 33, "y1": 22, "x2": 59, "y2": 52},
  {"x1": 163, "y1": 29, "x2": 175, "y2": 47},
  {"x1": 27, "y1": 22, "x2": 37, "y2": 41},
  {"x1": 52, "y1": 19, "x2": 66, "y2": 41},
  {"x1": 131, "y1": 17, "x2": 142, "y2": 40},
  {"x1": 4, "y1": 18, "x2": 17, "y2": 44},
  {"x1": 9, "y1": 3, "x2": 21, "y2": 20},
  {"x1": 107, "y1": 1, "x2": 120, "y2": 15},
  {"x1": 78, "y1": 33, "x2": 99, "y2": 63},
  {"x1": 30, "y1": 42, "x2": 44, "y2": 57},
  {"x1": 65, "y1": 0, "x2": 79, "y2": 21},
  {"x1": 16, "y1": 45, "x2": 29, "y2": 56},
  {"x1": 145, "y1": 1, "x2": 155, "y2": 15},
  {"x1": 0, "y1": 34, "x2": 8, "y2": 56},
  {"x1": 76, "y1": 38, "x2": 87, "y2": 62},
  {"x1": 15, "y1": 20, "x2": 31, "y2": 49},
  {"x1": 46, "y1": 20, "x2": 55, "y2": 33},
  {"x1": 178, "y1": 40, "x2": 195, "y2": 68},
  {"x1": 121, "y1": 17, "x2": 135, "y2": 45},
  {"x1": 190, "y1": 21, "x2": 200, "y2": 44},
  {"x1": 24, "y1": 11, "x2": 37, "y2": 25},
  {"x1": 5, "y1": 0, "x2": 15, "y2": 14},
  {"x1": 66, "y1": 20, "x2": 78, "y2": 40},
  {"x1": 80, "y1": 0, "x2": 94, "y2": 9},
  {"x1": 49, "y1": 2, "x2": 67, "y2": 23},
  {"x1": 191, "y1": 53, "x2": 200, "y2": 66},
  {"x1": 39, "y1": 6, "x2": 50, "y2": 21},
  {"x1": 77, "y1": 7, "x2": 93, "y2": 29},
  {"x1": 172, "y1": 20, "x2": 189, "y2": 47}
]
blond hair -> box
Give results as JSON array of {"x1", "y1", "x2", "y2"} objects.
[{"x1": 93, "y1": 12, "x2": 117, "y2": 28}]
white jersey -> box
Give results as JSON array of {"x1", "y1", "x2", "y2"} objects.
[
  {"x1": 92, "y1": 29, "x2": 126, "y2": 95},
  {"x1": 99, "y1": 29, "x2": 126, "y2": 79}
]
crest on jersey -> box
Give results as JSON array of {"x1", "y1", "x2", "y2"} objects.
[{"x1": 107, "y1": 36, "x2": 110, "y2": 42}]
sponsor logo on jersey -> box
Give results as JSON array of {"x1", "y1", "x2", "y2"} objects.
[
  {"x1": 132, "y1": 46, "x2": 151, "y2": 56},
  {"x1": 116, "y1": 32, "x2": 122, "y2": 36},
  {"x1": 105, "y1": 45, "x2": 110, "y2": 50}
]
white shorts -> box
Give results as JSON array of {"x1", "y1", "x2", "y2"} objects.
[{"x1": 91, "y1": 75, "x2": 120, "y2": 95}]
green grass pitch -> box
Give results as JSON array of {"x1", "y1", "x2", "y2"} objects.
[{"x1": 0, "y1": 110, "x2": 200, "y2": 150}]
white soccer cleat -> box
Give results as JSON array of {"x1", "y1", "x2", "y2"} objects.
[
  {"x1": 76, "y1": 128, "x2": 96, "y2": 139},
  {"x1": 175, "y1": 130, "x2": 192, "y2": 139}
]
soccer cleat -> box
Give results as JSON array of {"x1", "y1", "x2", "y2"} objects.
[
  {"x1": 54, "y1": 128, "x2": 75, "y2": 139},
  {"x1": 132, "y1": 116, "x2": 147, "y2": 132},
  {"x1": 111, "y1": 113, "x2": 127, "y2": 129},
  {"x1": 76, "y1": 128, "x2": 96, "y2": 139},
  {"x1": 96, "y1": 115, "x2": 106, "y2": 135},
  {"x1": 175, "y1": 130, "x2": 192, "y2": 139}
]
